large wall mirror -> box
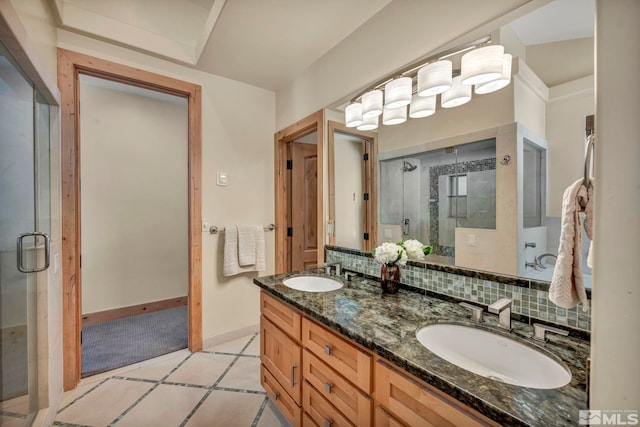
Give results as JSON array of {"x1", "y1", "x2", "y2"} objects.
[{"x1": 326, "y1": 0, "x2": 594, "y2": 287}]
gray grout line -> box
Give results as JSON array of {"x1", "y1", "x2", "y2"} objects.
[
  {"x1": 53, "y1": 421, "x2": 93, "y2": 427},
  {"x1": 251, "y1": 396, "x2": 270, "y2": 427},
  {"x1": 214, "y1": 386, "x2": 266, "y2": 395},
  {"x1": 0, "y1": 410, "x2": 28, "y2": 419},
  {"x1": 201, "y1": 350, "x2": 260, "y2": 358},
  {"x1": 108, "y1": 352, "x2": 195, "y2": 426},
  {"x1": 57, "y1": 378, "x2": 111, "y2": 414}
]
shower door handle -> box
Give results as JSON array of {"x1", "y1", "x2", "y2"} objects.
[
  {"x1": 403, "y1": 218, "x2": 410, "y2": 236},
  {"x1": 17, "y1": 232, "x2": 50, "y2": 273}
]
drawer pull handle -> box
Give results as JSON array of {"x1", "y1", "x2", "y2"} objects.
[
  {"x1": 324, "y1": 382, "x2": 333, "y2": 394},
  {"x1": 273, "y1": 391, "x2": 280, "y2": 401},
  {"x1": 291, "y1": 365, "x2": 297, "y2": 387},
  {"x1": 324, "y1": 419, "x2": 334, "y2": 427},
  {"x1": 324, "y1": 345, "x2": 333, "y2": 356}
]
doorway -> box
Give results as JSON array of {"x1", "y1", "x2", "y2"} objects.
[
  {"x1": 274, "y1": 110, "x2": 324, "y2": 273},
  {"x1": 58, "y1": 49, "x2": 203, "y2": 390}
]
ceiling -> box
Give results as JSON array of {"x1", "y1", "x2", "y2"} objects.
[{"x1": 51, "y1": 0, "x2": 593, "y2": 92}]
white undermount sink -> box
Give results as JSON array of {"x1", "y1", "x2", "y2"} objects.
[
  {"x1": 283, "y1": 276, "x2": 343, "y2": 292},
  {"x1": 415, "y1": 324, "x2": 571, "y2": 389}
]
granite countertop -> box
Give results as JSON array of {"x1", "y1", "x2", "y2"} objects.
[{"x1": 253, "y1": 269, "x2": 589, "y2": 427}]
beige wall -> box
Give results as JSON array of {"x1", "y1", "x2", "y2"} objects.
[
  {"x1": 546, "y1": 76, "x2": 594, "y2": 216},
  {"x1": 513, "y1": 58, "x2": 548, "y2": 138},
  {"x1": 333, "y1": 133, "x2": 364, "y2": 249},
  {"x1": 57, "y1": 29, "x2": 276, "y2": 341},
  {"x1": 79, "y1": 75, "x2": 189, "y2": 314},
  {"x1": 591, "y1": 0, "x2": 640, "y2": 410}
]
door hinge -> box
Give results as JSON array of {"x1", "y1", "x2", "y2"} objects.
[
  {"x1": 286, "y1": 159, "x2": 293, "y2": 170},
  {"x1": 287, "y1": 227, "x2": 293, "y2": 237},
  {"x1": 363, "y1": 193, "x2": 369, "y2": 201},
  {"x1": 363, "y1": 153, "x2": 369, "y2": 161},
  {"x1": 363, "y1": 232, "x2": 370, "y2": 240},
  {"x1": 80, "y1": 255, "x2": 82, "y2": 268},
  {"x1": 80, "y1": 330, "x2": 83, "y2": 344}
]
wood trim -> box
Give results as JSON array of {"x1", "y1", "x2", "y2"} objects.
[
  {"x1": 274, "y1": 109, "x2": 325, "y2": 273},
  {"x1": 58, "y1": 48, "x2": 202, "y2": 390},
  {"x1": 82, "y1": 297, "x2": 188, "y2": 326},
  {"x1": 326, "y1": 121, "x2": 378, "y2": 251}
]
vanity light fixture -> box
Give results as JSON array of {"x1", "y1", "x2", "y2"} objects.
[
  {"x1": 382, "y1": 105, "x2": 407, "y2": 125},
  {"x1": 362, "y1": 89, "x2": 383, "y2": 118},
  {"x1": 345, "y1": 102, "x2": 363, "y2": 127},
  {"x1": 460, "y1": 45, "x2": 505, "y2": 85},
  {"x1": 357, "y1": 115, "x2": 379, "y2": 131},
  {"x1": 344, "y1": 36, "x2": 513, "y2": 128},
  {"x1": 409, "y1": 93, "x2": 436, "y2": 118},
  {"x1": 475, "y1": 54, "x2": 513, "y2": 94},
  {"x1": 441, "y1": 76, "x2": 471, "y2": 108},
  {"x1": 417, "y1": 60, "x2": 453, "y2": 96},
  {"x1": 384, "y1": 76, "x2": 412, "y2": 109}
]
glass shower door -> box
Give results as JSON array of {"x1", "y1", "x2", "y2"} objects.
[{"x1": 0, "y1": 48, "x2": 48, "y2": 426}]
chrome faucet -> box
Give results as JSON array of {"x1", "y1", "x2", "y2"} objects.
[
  {"x1": 459, "y1": 302, "x2": 484, "y2": 323},
  {"x1": 536, "y1": 253, "x2": 558, "y2": 269},
  {"x1": 488, "y1": 298, "x2": 512, "y2": 331},
  {"x1": 323, "y1": 262, "x2": 341, "y2": 276},
  {"x1": 533, "y1": 323, "x2": 569, "y2": 342}
]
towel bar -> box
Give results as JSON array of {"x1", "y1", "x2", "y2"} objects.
[{"x1": 209, "y1": 224, "x2": 276, "y2": 234}]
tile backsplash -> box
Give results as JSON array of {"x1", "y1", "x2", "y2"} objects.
[{"x1": 325, "y1": 246, "x2": 591, "y2": 332}]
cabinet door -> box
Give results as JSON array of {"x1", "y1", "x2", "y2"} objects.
[
  {"x1": 375, "y1": 362, "x2": 496, "y2": 427},
  {"x1": 303, "y1": 380, "x2": 355, "y2": 427},
  {"x1": 302, "y1": 318, "x2": 372, "y2": 392},
  {"x1": 375, "y1": 406, "x2": 406, "y2": 427},
  {"x1": 261, "y1": 364, "x2": 302, "y2": 427},
  {"x1": 261, "y1": 316, "x2": 302, "y2": 403},
  {"x1": 261, "y1": 291, "x2": 301, "y2": 340},
  {"x1": 303, "y1": 349, "x2": 372, "y2": 426}
]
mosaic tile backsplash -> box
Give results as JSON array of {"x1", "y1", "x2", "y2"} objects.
[{"x1": 325, "y1": 246, "x2": 591, "y2": 332}]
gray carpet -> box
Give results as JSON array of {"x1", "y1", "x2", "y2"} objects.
[{"x1": 82, "y1": 306, "x2": 188, "y2": 377}]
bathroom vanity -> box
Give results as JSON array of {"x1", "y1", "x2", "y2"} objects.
[{"x1": 254, "y1": 270, "x2": 588, "y2": 427}]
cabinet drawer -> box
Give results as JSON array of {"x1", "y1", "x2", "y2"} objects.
[
  {"x1": 261, "y1": 291, "x2": 301, "y2": 340},
  {"x1": 302, "y1": 318, "x2": 372, "y2": 392},
  {"x1": 303, "y1": 380, "x2": 355, "y2": 427},
  {"x1": 375, "y1": 406, "x2": 406, "y2": 427},
  {"x1": 261, "y1": 316, "x2": 302, "y2": 403},
  {"x1": 303, "y1": 349, "x2": 372, "y2": 426},
  {"x1": 261, "y1": 364, "x2": 302, "y2": 427},
  {"x1": 375, "y1": 361, "x2": 498, "y2": 427}
]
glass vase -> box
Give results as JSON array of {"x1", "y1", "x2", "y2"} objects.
[{"x1": 380, "y1": 263, "x2": 401, "y2": 294}]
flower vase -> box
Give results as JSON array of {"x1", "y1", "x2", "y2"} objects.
[{"x1": 380, "y1": 263, "x2": 400, "y2": 294}]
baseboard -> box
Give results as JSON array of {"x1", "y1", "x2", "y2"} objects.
[
  {"x1": 82, "y1": 296, "x2": 188, "y2": 326},
  {"x1": 201, "y1": 323, "x2": 259, "y2": 350}
]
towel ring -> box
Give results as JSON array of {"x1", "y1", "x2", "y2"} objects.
[{"x1": 583, "y1": 134, "x2": 595, "y2": 186}]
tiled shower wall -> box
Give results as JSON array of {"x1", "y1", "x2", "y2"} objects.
[{"x1": 325, "y1": 246, "x2": 591, "y2": 332}]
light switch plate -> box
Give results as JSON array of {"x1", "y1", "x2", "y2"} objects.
[
  {"x1": 468, "y1": 234, "x2": 476, "y2": 247},
  {"x1": 217, "y1": 172, "x2": 228, "y2": 186},
  {"x1": 384, "y1": 228, "x2": 392, "y2": 239}
]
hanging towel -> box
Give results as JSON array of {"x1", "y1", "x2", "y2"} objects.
[
  {"x1": 223, "y1": 225, "x2": 266, "y2": 277},
  {"x1": 238, "y1": 225, "x2": 257, "y2": 266},
  {"x1": 549, "y1": 178, "x2": 594, "y2": 312}
]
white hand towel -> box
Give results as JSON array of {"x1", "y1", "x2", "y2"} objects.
[
  {"x1": 254, "y1": 225, "x2": 266, "y2": 272},
  {"x1": 549, "y1": 178, "x2": 593, "y2": 312},
  {"x1": 223, "y1": 225, "x2": 266, "y2": 276},
  {"x1": 238, "y1": 225, "x2": 257, "y2": 266}
]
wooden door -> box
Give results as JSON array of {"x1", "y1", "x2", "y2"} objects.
[{"x1": 291, "y1": 142, "x2": 318, "y2": 271}]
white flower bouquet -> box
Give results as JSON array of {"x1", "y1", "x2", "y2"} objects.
[
  {"x1": 401, "y1": 239, "x2": 433, "y2": 261},
  {"x1": 372, "y1": 242, "x2": 407, "y2": 265}
]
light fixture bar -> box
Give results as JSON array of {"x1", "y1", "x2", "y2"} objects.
[{"x1": 349, "y1": 36, "x2": 492, "y2": 103}]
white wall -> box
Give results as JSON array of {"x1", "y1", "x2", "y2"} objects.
[
  {"x1": 57, "y1": 29, "x2": 276, "y2": 341},
  {"x1": 79, "y1": 75, "x2": 189, "y2": 314},
  {"x1": 591, "y1": 0, "x2": 640, "y2": 411},
  {"x1": 333, "y1": 133, "x2": 364, "y2": 249}
]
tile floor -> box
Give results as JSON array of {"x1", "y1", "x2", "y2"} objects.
[{"x1": 52, "y1": 332, "x2": 290, "y2": 427}]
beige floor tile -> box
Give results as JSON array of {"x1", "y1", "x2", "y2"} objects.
[
  {"x1": 217, "y1": 356, "x2": 262, "y2": 392},
  {"x1": 256, "y1": 400, "x2": 291, "y2": 427},
  {"x1": 204, "y1": 333, "x2": 256, "y2": 354},
  {"x1": 116, "y1": 384, "x2": 206, "y2": 427},
  {"x1": 55, "y1": 378, "x2": 152, "y2": 426},
  {"x1": 118, "y1": 350, "x2": 190, "y2": 381},
  {"x1": 165, "y1": 353, "x2": 235, "y2": 387},
  {"x1": 0, "y1": 394, "x2": 29, "y2": 413},
  {"x1": 184, "y1": 390, "x2": 264, "y2": 427},
  {"x1": 243, "y1": 334, "x2": 260, "y2": 356},
  {"x1": 58, "y1": 379, "x2": 103, "y2": 410},
  {"x1": 0, "y1": 414, "x2": 27, "y2": 427}
]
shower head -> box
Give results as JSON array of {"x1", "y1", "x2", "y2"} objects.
[{"x1": 403, "y1": 161, "x2": 417, "y2": 172}]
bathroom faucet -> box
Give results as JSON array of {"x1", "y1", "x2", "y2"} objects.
[
  {"x1": 488, "y1": 298, "x2": 512, "y2": 331},
  {"x1": 533, "y1": 323, "x2": 569, "y2": 342},
  {"x1": 323, "y1": 262, "x2": 341, "y2": 276},
  {"x1": 536, "y1": 253, "x2": 558, "y2": 269}
]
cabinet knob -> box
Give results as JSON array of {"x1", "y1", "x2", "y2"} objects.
[
  {"x1": 273, "y1": 391, "x2": 279, "y2": 401},
  {"x1": 324, "y1": 345, "x2": 333, "y2": 356},
  {"x1": 324, "y1": 419, "x2": 334, "y2": 427},
  {"x1": 324, "y1": 382, "x2": 334, "y2": 394},
  {"x1": 291, "y1": 365, "x2": 297, "y2": 387}
]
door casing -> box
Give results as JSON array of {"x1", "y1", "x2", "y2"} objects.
[{"x1": 58, "y1": 48, "x2": 203, "y2": 390}]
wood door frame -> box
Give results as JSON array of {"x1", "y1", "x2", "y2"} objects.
[
  {"x1": 274, "y1": 110, "x2": 325, "y2": 273},
  {"x1": 327, "y1": 121, "x2": 378, "y2": 251},
  {"x1": 58, "y1": 48, "x2": 202, "y2": 390}
]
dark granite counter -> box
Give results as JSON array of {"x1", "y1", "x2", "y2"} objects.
[{"x1": 253, "y1": 269, "x2": 589, "y2": 427}]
